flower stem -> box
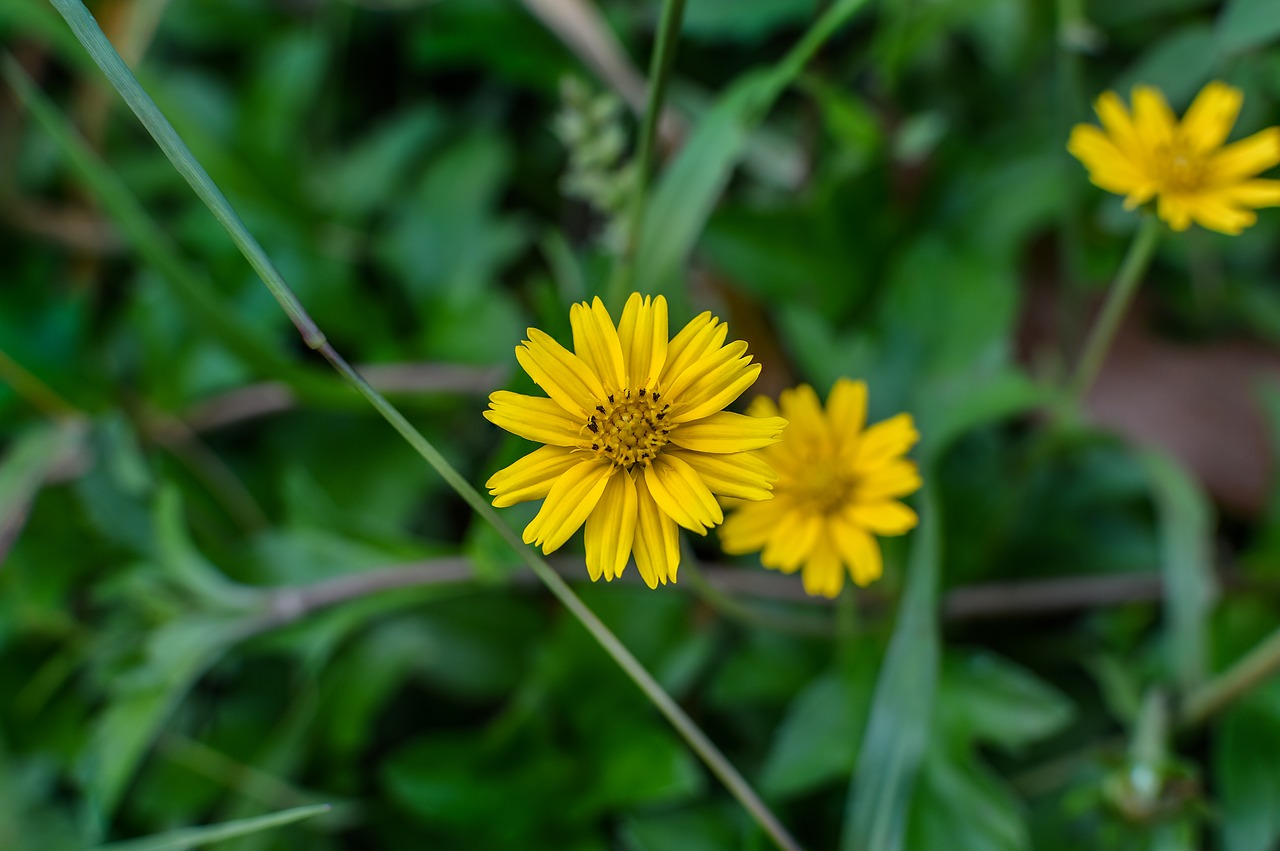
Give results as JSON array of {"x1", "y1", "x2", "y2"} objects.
[
  {"x1": 1178, "y1": 624, "x2": 1280, "y2": 729},
  {"x1": 605, "y1": 0, "x2": 686, "y2": 311},
  {"x1": 48, "y1": 3, "x2": 800, "y2": 848},
  {"x1": 1067, "y1": 215, "x2": 1161, "y2": 404}
]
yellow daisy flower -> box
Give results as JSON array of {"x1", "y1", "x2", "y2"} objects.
[
  {"x1": 484, "y1": 294, "x2": 786, "y2": 588},
  {"x1": 1068, "y1": 81, "x2": 1280, "y2": 235},
  {"x1": 718, "y1": 380, "x2": 921, "y2": 599}
]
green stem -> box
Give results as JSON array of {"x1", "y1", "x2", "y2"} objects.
[
  {"x1": 0, "y1": 347, "x2": 78, "y2": 418},
  {"x1": 1068, "y1": 215, "x2": 1161, "y2": 403},
  {"x1": 605, "y1": 0, "x2": 686, "y2": 311},
  {"x1": 47, "y1": 3, "x2": 800, "y2": 848},
  {"x1": 1178, "y1": 625, "x2": 1280, "y2": 729}
]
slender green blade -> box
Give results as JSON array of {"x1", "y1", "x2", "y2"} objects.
[
  {"x1": 1143, "y1": 449, "x2": 1216, "y2": 691},
  {"x1": 92, "y1": 804, "x2": 330, "y2": 851},
  {"x1": 841, "y1": 483, "x2": 941, "y2": 851},
  {"x1": 633, "y1": 0, "x2": 873, "y2": 299}
]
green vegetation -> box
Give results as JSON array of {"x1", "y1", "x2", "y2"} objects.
[{"x1": 3, "y1": 0, "x2": 1280, "y2": 848}]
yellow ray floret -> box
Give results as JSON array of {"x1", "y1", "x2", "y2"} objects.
[
  {"x1": 484, "y1": 294, "x2": 786, "y2": 587},
  {"x1": 1068, "y1": 81, "x2": 1280, "y2": 234},
  {"x1": 719, "y1": 379, "x2": 922, "y2": 599}
]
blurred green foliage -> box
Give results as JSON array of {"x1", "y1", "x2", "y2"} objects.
[{"x1": 3, "y1": 0, "x2": 1280, "y2": 848}]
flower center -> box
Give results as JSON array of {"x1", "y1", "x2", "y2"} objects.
[
  {"x1": 584, "y1": 387, "x2": 672, "y2": 469},
  {"x1": 791, "y1": 466, "x2": 856, "y2": 516},
  {"x1": 1153, "y1": 142, "x2": 1205, "y2": 193}
]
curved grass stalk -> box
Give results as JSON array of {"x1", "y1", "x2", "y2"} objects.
[{"x1": 43, "y1": 2, "x2": 800, "y2": 847}]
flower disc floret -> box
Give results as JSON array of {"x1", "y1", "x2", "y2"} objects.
[{"x1": 484, "y1": 294, "x2": 786, "y2": 588}]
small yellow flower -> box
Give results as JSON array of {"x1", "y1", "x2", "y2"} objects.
[
  {"x1": 1068, "y1": 81, "x2": 1280, "y2": 235},
  {"x1": 719, "y1": 380, "x2": 921, "y2": 598},
  {"x1": 485, "y1": 294, "x2": 786, "y2": 588}
]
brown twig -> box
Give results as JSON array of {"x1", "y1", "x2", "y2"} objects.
[
  {"x1": 179, "y1": 362, "x2": 506, "y2": 433},
  {"x1": 247, "y1": 556, "x2": 1210, "y2": 636}
]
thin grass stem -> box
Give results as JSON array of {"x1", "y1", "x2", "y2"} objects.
[
  {"x1": 605, "y1": 0, "x2": 686, "y2": 310},
  {"x1": 46, "y1": 3, "x2": 800, "y2": 848}
]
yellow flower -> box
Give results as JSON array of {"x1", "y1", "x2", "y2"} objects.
[
  {"x1": 718, "y1": 380, "x2": 921, "y2": 599},
  {"x1": 1068, "y1": 81, "x2": 1280, "y2": 235},
  {"x1": 485, "y1": 294, "x2": 786, "y2": 588}
]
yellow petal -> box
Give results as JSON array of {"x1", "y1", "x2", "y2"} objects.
[
  {"x1": 761, "y1": 509, "x2": 820, "y2": 573},
  {"x1": 1132, "y1": 85, "x2": 1176, "y2": 151},
  {"x1": 1207, "y1": 127, "x2": 1280, "y2": 182},
  {"x1": 1187, "y1": 196, "x2": 1257, "y2": 235},
  {"x1": 1179, "y1": 81, "x2": 1242, "y2": 153},
  {"x1": 718, "y1": 499, "x2": 780, "y2": 554},
  {"x1": 828, "y1": 516, "x2": 884, "y2": 587},
  {"x1": 857, "y1": 460, "x2": 923, "y2": 501},
  {"x1": 666, "y1": 341, "x2": 760, "y2": 422},
  {"x1": 617, "y1": 293, "x2": 669, "y2": 389},
  {"x1": 778, "y1": 384, "x2": 829, "y2": 453},
  {"x1": 1223, "y1": 178, "x2": 1280, "y2": 207},
  {"x1": 800, "y1": 531, "x2": 844, "y2": 598},
  {"x1": 1157, "y1": 194, "x2": 1194, "y2": 231},
  {"x1": 826, "y1": 378, "x2": 867, "y2": 442},
  {"x1": 661, "y1": 311, "x2": 728, "y2": 387},
  {"x1": 666, "y1": 448, "x2": 777, "y2": 501},
  {"x1": 1068, "y1": 125, "x2": 1147, "y2": 196},
  {"x1": 487, "y1": 445, "x2": 581, "y2": 507},
  {"x1": 852, "y1": 413, "x2": 919, "y2": 468},
  {"x1": 634, "y1": 474, "x2": 680, "y2": 587},
  {"x1": 516, "y1": 329, "x2": 606, "y2": 417},
  {"x1": 570, "y1": 297, "x2": 626, "y2": 391},
  {"x1": 1094, "y1": 90, "x2": 1144, "y2": 158},
  {"x1": 746, "y1": 394, "x2": 779, "y2": 419},
  {"x1": 484, "y1": 391, "x2": 583, "y2": 446},
  {"x1": 644, "y1": 454, "x2": 722, "y2": 534},
  {"x1": 521, "y1": 459, "x2": 613, "y2": 554},
  {"x1": 846, "y1": 501, "x2": 919, "y2": 536},
  {"x1": 669, "y1": 411, "x2": 787, "y2": 453},
  {"x1": 584, "y1": 469, "x2": 638, "y2": 581}
]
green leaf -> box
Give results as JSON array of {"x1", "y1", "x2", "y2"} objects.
[
  {"x1": 841, "y1": 484, "x2": 941, "y2": 851},
  {"x1": 0, "y1": 422, "x2": 82, "y2": 565},
  {"x1": 92, "y1": 803, "x2": 330, "y2": 850},
  {"x1": 1115, "y1": 25, "x2": 1218, "y2": 107},
  {"x1": 760, "y1": 658, "x2": 876, "y2": 797},
  {"x1": 941, "y1": 652, "x2": 1074, "y2": 751},
  {"x1": 1214, "y1": 682, "x2": 1280, "y2": 851},
  {"x1": 906, "y1": 747, "x2": 1025, "y2": 851},
  {"x1": 1218, "y1": 0, "x2": 1280, "y2": 54},
  {"x1": 81, "y1": 616, "x2": 242, "y2": 818},
  {"x1": 1142, "y1": 450, "x2": 1216, "y2": 691},
  {"x1": 633, "y1": 0, "x2": 873, "y2": 298}
]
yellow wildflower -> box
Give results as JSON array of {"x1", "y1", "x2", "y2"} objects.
[
  {"x1": 719, "y1": 380, "x2": 921, "y2": 598},
  {"x1": 485, "y1": 294, "x2": 786, "y2": 588},
  {"x1": 1068, "y1": 81, "x2": 1280, "y2": 234}
]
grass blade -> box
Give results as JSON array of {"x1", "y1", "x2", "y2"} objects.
[
  {"x1": 633, "y1": 0, "x2": 873, "y2": 299},
  {"x1": 840, "y1": 482, "x2": 941, "y2": 851},
  {"x1": 1142, "y1": 449, "x2": 1216, "y2": 692},
  {"x1": 92, "y1": 804, "x2": 330, "y2": 851}
]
